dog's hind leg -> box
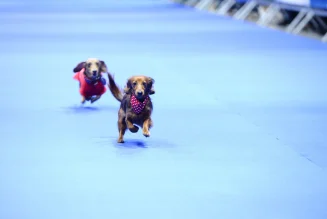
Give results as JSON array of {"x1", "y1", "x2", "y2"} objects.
[{"x1": 90, "y1": 95, "x2": 101, "y2": 104}]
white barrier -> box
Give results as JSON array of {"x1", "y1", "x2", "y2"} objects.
[{"x1": 173, "y1": 0, "x2": 327, "y2": 42}]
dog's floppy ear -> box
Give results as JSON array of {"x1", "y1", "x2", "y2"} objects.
[
  {"x1": 100, "y1": 60, "x2": 107, "y2": 73},
  {"x1": 147, "y1": 77, "x2": 155, "y2": 87},
  {"x1": 147, "y1": 77, "x2": 155, "y2": 95},
  {"x1": 73, "y1": 62, "x2": 85, "y2": 73},
  {"x1": 123, "y1": 78, "x2": 133, "y2": 94}
]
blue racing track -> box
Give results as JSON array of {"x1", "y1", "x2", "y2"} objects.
[{"x1": 1, "y1": 0, "x2": 327, "y2": 218}]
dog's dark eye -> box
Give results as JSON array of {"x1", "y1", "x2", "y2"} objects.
[
  {"x1": 87, "y1": 63, "x2": 91, "y2": 68},
  {"x1": 96, "y1": 62, "x2": 99, "y2": 66},
  {"x1": 132, "y1": 82, "x2": 137, "y2": 86},
  {"x1": 142, "y1": 82, "x2": 146, "y2": 86}
]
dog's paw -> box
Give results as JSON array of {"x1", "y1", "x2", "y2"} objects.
[
  {"x1": 90, "y1": 96, "x2": 100, "y2": 104},
  {"x1": 117, "y1": 138, "x2": 124, "y2": 143},
  {"x1": 143, "y1": 130, "x2": 150, "y2": 137},
  {"x1": 129, "y1": 126, "x2": 139, "y2": 133}
]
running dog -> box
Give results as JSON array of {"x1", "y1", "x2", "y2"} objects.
[
  {"x1": 107, "y1": 73, "x2": 155, "y2": 143},
  {"x1": 73, "y1": 58, "x2": 108, "y2": 104}
]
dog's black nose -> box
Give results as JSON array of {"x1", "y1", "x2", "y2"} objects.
[
  {"x1": 137, "y1": 91, "x2": 143, "y2": 96},
  {"x1": 92, "y1": 71, "x2": 97, "y2": 76}
]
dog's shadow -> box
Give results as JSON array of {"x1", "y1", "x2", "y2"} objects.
[
  {"x1": 114, "y1": 139, "x2": 147, "y2": 149},
  {"x1": 95, "y1": 136, "x2": 176, "y2": 151},
  {"x1": 63, "y1": 105, "x2": 117, "y2": 114},
  {"x1": 94, "y1": 137, "x2": 148, "y2": 149},
  {"x1": 94, "y1": 137, "x2": 148, "y2": 156}
]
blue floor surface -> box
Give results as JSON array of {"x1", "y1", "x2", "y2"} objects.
[{"x1": 1, "y1": 0, "x2": 327, "y2": 218}]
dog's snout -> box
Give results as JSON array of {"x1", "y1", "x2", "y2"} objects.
[
  {"x1": 92, "y1": 70, "x2": 97, "y2": 76},
  {"x1": 137, "y1": 91, "x2": 143, "y2": 96}
]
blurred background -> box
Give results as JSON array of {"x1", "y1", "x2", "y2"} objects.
[
  {"x1": 177, "y1": 0, "x2": 327, "y2": 41},
  {"x1": 1, "y1": 0, "x2": 327, "y2": 219}
]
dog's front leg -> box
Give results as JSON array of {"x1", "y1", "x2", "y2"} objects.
[
  {"x1": 81, "y1": 96, "x2": 86, "y2": 104},
  {"x1": 118, "y1": 118, "x2": 127, "y2": 143},
  {"x1": 142, "y1": 118, "x2": 152, "y2": 137},
  {"x1": 91, "y1": 95, "x2": 101, "y2": 103},
  {"x1": 126, "y1": 118, "x2": 139, "y2": 133}
]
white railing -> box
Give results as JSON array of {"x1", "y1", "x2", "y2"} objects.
[{"x1": 173, "y1": 0, "x2": 327, "y2": 42}]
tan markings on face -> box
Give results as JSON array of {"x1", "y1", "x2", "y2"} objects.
[
  {"x1": 131, "y1": 76, "x2": 148, "y2": 97},
  {"x1": 85, "y1": 58, "x2": 100, "y2": 78}
]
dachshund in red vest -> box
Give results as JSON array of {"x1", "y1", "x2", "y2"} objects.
[
  {"x1": 107, "y1": 73, "x2": 155, "y2": 143},
  {"x1": 73, "y1": 58, "x2": 108, "y2": 104}
]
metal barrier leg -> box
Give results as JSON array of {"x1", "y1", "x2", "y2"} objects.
[
  {"x1": 264, "y1": 5, "x2": 282, "y2": 26},
  {"x1": 315, "y1": 16, "x2": 327, "y2": 31},
  {"x1": 173, "y1": 0, "x2": 189, "y2": 4},
  {"x1": 215, "y1": 0, "x2": 236, "y2": 15},
  {"x1": 285, "y1": 9, "x2": 307, "y2": 33},
  {"x1": 195, "y1": 0, "x2": 215, "y2": 10},
  {"x1": 321, "y1": 33, "x2": 327, "y2": 42},
  {"x1": 233, "y1": 0, "x2": 258, "y2": 20},
  {"x1": 257, "y1": 4, "x2": 280, "y2": 26},
  {"x1": 186, "y1": 0, "x2": 201, "y2": 6},
  {"x1": 292, "y1": 10, "x2": 315, "y2": 34}
]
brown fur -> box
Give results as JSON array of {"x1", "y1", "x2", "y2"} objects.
[
  {"x1": 107, "y1": 73, "x2": 155, "y2": 143},
  {"x1": 73, "y1": 58, "x2": 108, "y2": 104}
]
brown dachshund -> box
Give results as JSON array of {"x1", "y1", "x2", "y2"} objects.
[
  {"x1": 107, "y1": 73, "x2": 155, "y2": 143},
  {"x1": 73, "y1": 58, "x2": 108, "y2": 104}
]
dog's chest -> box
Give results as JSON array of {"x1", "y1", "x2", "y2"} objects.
[
  {"x1": 130, "y1": 95, "x2": 149, "y2": 114},
  {"x1": 83, "y1": 81, "x2": 103, "y2": 92}
]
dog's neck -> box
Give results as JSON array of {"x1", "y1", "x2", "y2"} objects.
[
  {"x1": 84, "y1": 74, "x2": 101, "y2": 85},
  {"x1": 130, "y1": 94, "x2": 149, "y2": 114},
  {"x1": 80, "y1": 68, "x2": 100, "y2": 84}
]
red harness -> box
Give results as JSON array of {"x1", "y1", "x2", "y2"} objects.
[
  {"x1": 130, "y1": 95, "x2": 149, "y2": 114},
  {"x1": 73, "y1": 68, "x2": 106, "y2": 97}
]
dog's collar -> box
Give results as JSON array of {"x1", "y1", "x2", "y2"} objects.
[
  {"x1": 130, "y1": 94, "x2": 149, "y2": 114},
  {"x1": 79, "y1": 68, "x2": 101, "y2": 85},
  {"x1": 84, "y1": 75, "x2": 101, "y2": 85}
]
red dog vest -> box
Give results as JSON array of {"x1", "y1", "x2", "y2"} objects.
[{"x1": 73, "y1": 68, "x2": 106, "y2": 97}]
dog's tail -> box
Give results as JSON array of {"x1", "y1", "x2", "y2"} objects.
[{"x1": 107, "y1": 73, "x2": 123, "y2": 102}]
